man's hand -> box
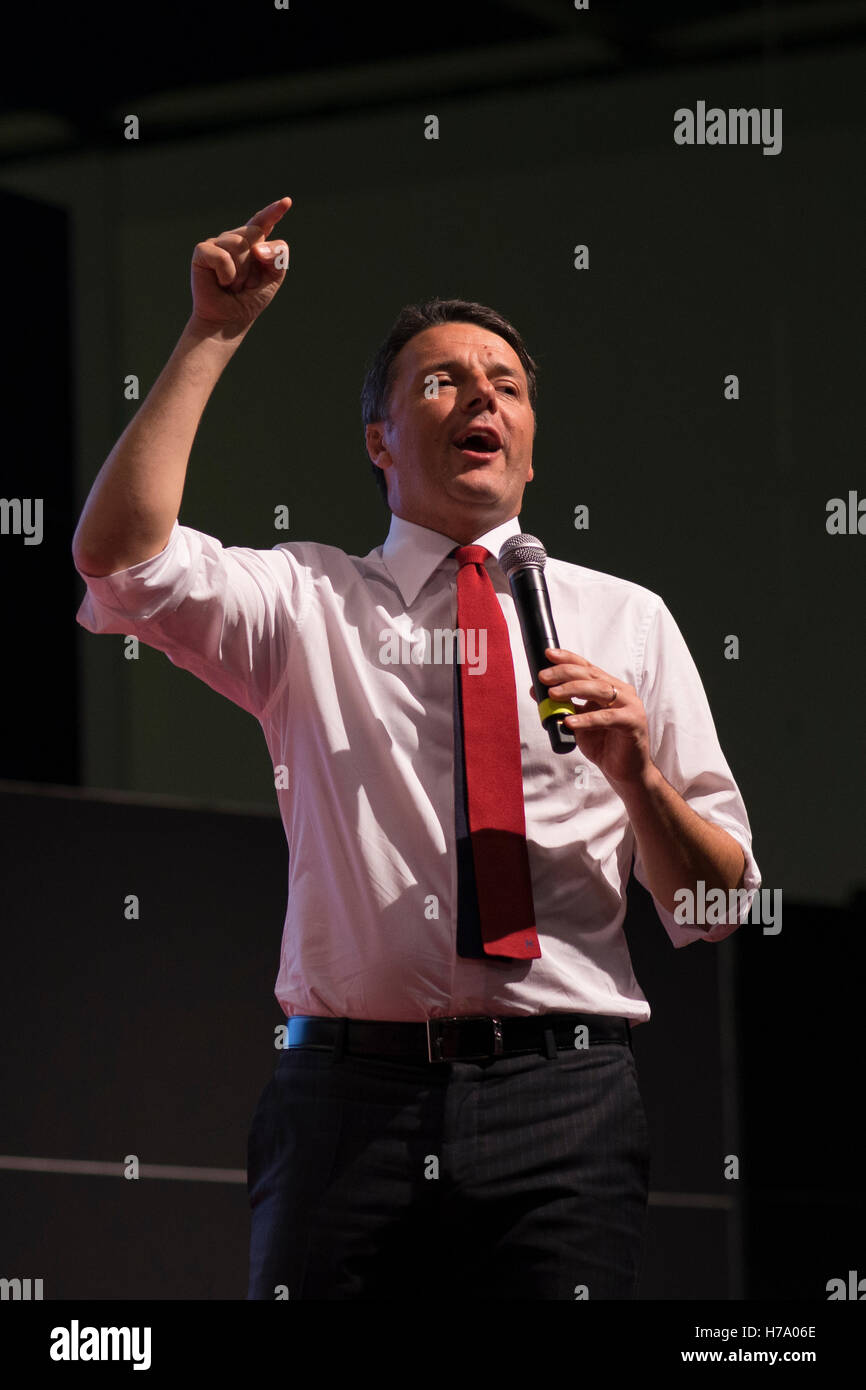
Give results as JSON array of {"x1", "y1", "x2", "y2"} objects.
[
  {"x1": 190, "y1": 196, "x2": 292, "y2": 335},
  {"x1": 533, "y1": 646, "x2": 652, "y2": 787},
  {"x1": 534, "y1": 646, "x2": 746, "y2": 909}
]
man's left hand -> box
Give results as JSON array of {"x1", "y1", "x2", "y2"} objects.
[{"x1": 533, "y1": 646, "x2": 652, "y2": 787}]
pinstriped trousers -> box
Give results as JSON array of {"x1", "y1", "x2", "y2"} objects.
[{"x1": 246, "y1": 1035, "x2": 650, "y2": 1300}]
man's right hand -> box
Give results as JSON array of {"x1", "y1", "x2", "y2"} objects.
[{"x1": 190, "y1": 196, "x2": 292, "y2": 334}]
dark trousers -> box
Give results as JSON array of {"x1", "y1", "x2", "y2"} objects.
[{"x1": 246, "y1": 1032, "x2": 650, "y2": 1300}]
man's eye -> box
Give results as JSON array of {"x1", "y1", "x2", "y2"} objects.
[{"x1": 500, "y1": 383, "x2": 519, "y2": 396}]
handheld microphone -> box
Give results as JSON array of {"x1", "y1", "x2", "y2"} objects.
[{"x1": 498, "y1": 533, "x2": 577, "y2": 756}]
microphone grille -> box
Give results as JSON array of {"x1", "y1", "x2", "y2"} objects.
[{"x1": 498, "y1": 532, "x2": 547, "y2": 577}]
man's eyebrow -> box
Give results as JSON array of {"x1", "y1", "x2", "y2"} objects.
[{"x1": 416, "y1": 358, "x2": 521, "y2": 380}]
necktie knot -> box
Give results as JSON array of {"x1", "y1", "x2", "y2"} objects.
[{"x1": 453, "y1": 544, "x2": 490, "y2": 569}]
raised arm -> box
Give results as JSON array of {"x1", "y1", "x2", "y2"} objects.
[{"x1": 71, "y1": 196, "x2": 293, "y2": 577}]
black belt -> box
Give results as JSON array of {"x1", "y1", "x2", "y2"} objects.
[{"x1": 284, "y1": 1012, "x2": 632, "y2": 1063}]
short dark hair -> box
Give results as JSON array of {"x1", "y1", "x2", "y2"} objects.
[{"x1": 360, "y1": 297, "x2": 539, "y2": 508}]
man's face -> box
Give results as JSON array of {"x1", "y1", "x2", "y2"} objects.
[{"x1": 365, "y1": 321, "x2": 535, "y2": 542}]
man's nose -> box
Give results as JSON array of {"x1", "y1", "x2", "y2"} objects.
[{"x1": 461, "y1": 374, "x2": 497, "y2": 410}]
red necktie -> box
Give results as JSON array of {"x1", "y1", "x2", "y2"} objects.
[{"x1": 453, "y1": 545, "x2": 541, "y2": 960}]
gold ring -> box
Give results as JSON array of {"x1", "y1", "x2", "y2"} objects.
[{"x1": 606, "y1": 684, "x2": 617, "y2": 706}]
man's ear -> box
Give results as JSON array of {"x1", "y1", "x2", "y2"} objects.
[{"x1": 365, "y1": 421, "x2": 390, "y2": 465}]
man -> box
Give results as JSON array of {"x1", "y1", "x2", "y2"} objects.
[{"x1": 73, "y1": 197, "x2": 760, "y2": 1300}]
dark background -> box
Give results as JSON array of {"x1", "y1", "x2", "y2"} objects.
[{"x1": 1, "y1": 0, "x2": 863, "y2": 1299}]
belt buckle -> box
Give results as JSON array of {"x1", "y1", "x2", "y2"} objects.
[{"x1": 425, "y1": 1015, "x2": 504, "y2": 1063}]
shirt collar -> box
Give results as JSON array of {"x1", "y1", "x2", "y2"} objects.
[{"x1": 381, "y1": 513, "x2": 523, "y2": 606}]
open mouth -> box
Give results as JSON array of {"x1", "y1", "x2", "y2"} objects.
[{"x1": 452, "y1": 431, "x2": 502, "y2": 459}]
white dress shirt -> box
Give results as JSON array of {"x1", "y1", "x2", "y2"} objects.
[{"x1": 75, "y1": 512, "x2": 761, "y2": 1025}]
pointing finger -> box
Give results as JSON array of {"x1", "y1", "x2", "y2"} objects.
[{"x1": 244, "y1": 196, "x2": 292, "y2": 243}]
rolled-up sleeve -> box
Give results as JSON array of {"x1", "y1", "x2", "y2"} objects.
[
  {"x1": 74, "y1": 522, "x2": 307, "y2": 720},
  {"x1": 632, "y1": 599, "x2": 762, "y2": 947}
]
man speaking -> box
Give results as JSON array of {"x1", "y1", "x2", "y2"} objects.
[{"x1": 72, "y1": 196, "x2": 760, "y2": 1300}]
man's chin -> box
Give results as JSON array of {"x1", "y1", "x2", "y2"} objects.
[{"x1": 449, "y1": 470, "x2": 503, "y2": 500}]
